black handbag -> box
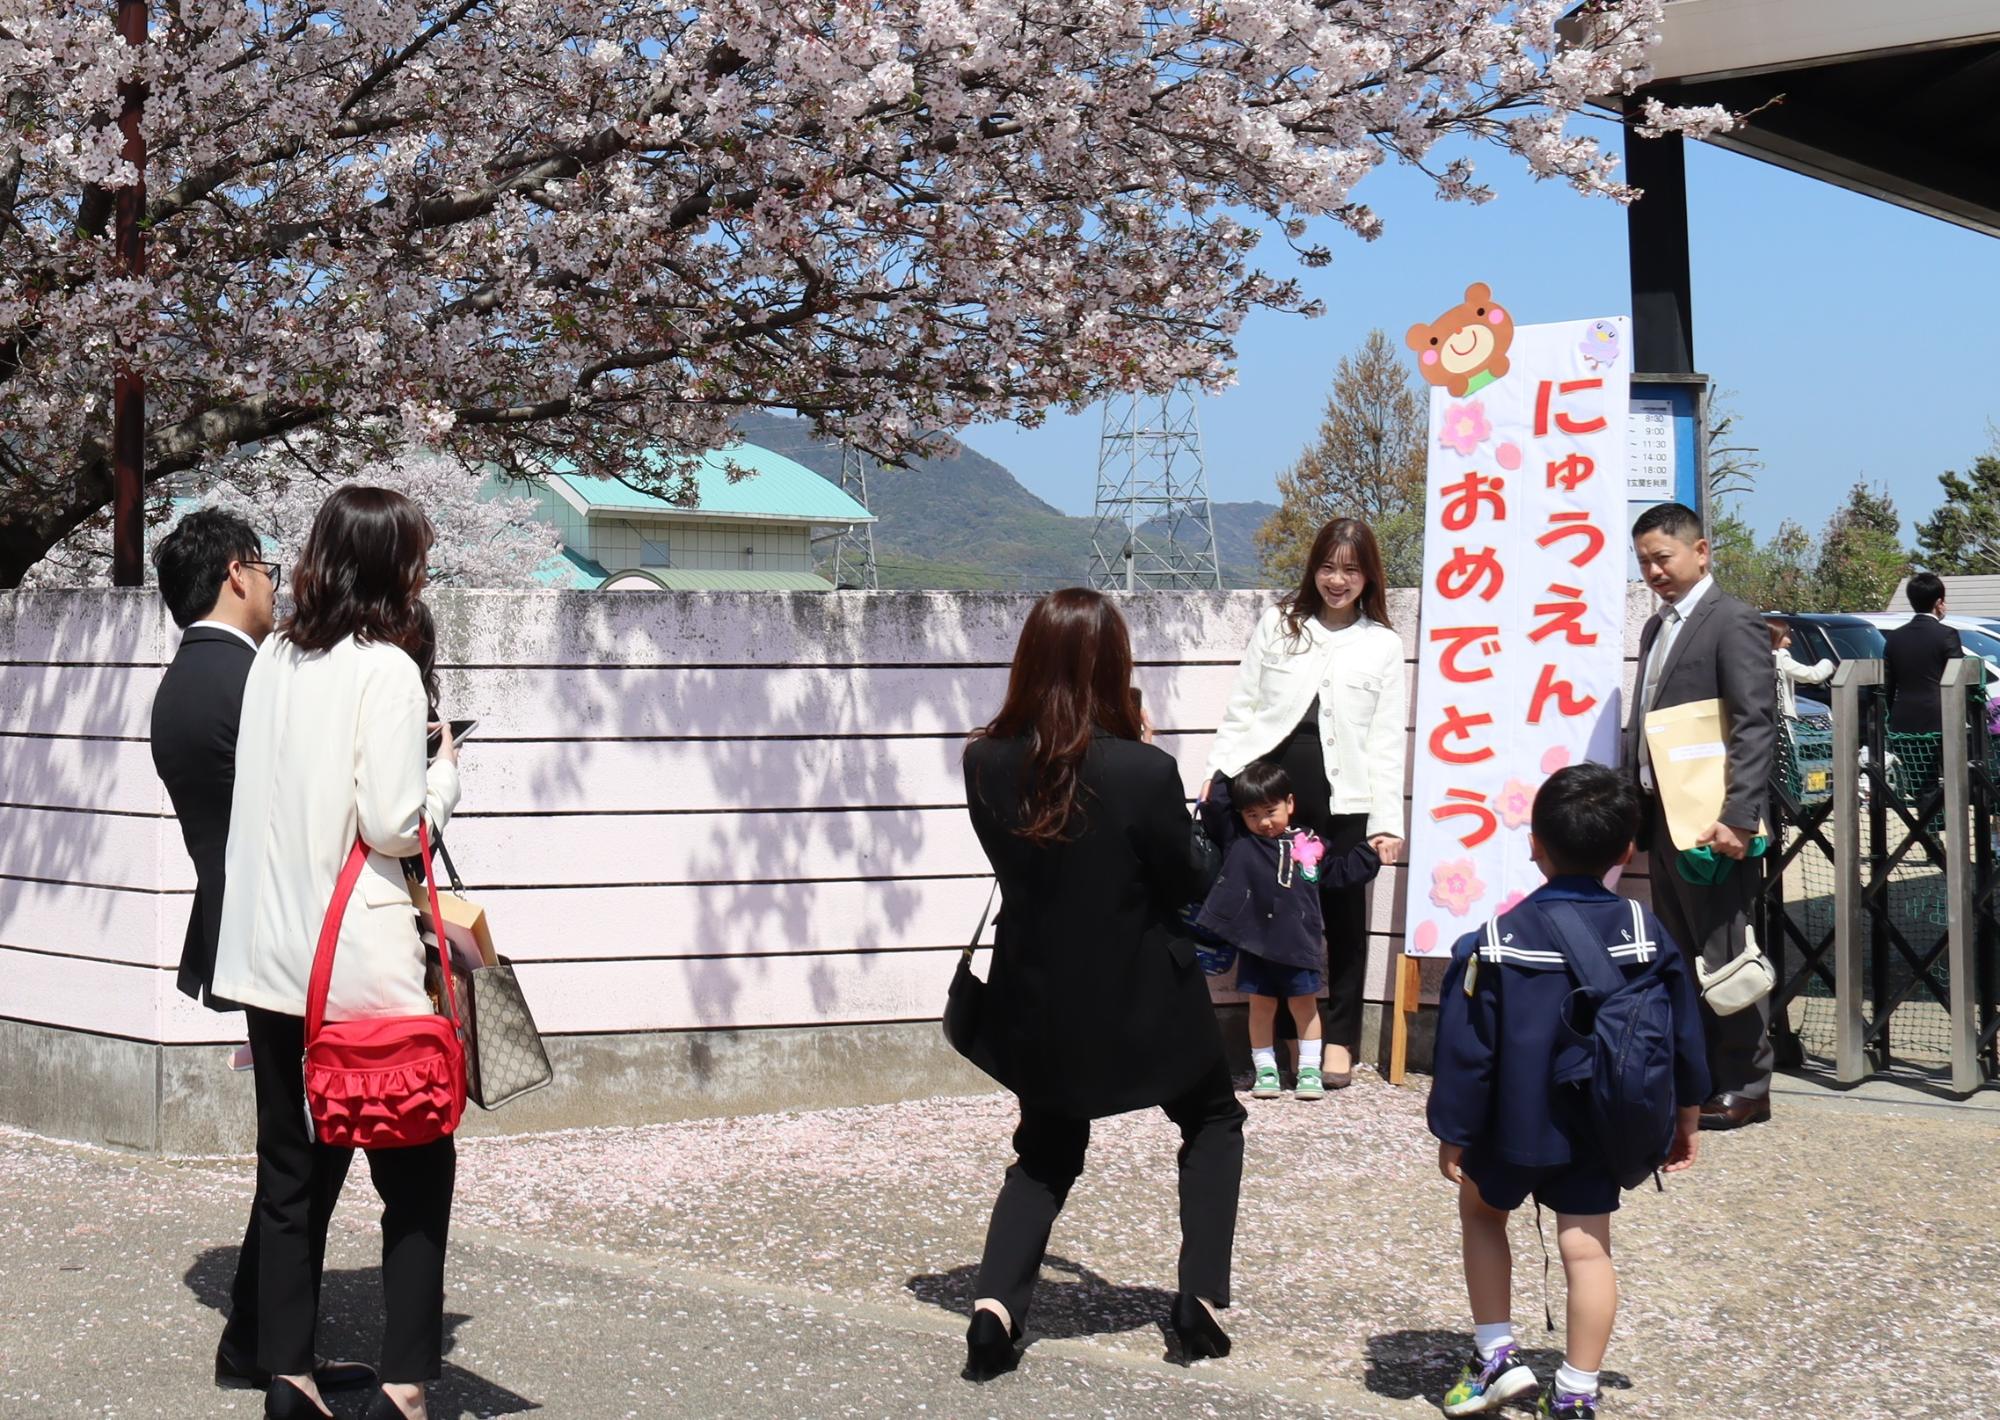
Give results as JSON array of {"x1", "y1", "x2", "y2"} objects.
[
  {"x1": 1191, "y1": 817, "x2": 1223, "y2": 893},
  {"x1": 942, "y1": 880, "x2": 1006, "y2": 1083}
]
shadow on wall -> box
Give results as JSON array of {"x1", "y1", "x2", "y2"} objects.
[
  {"x1": 182, "y1": 1246, "x2": 538, "y2": 1417},
  {"x1": 424, "y1": 589, "x2": 1267, "y2": 1057},
  {"x1": 0, "y1": 592, "x2": 170, "y2": 940}
]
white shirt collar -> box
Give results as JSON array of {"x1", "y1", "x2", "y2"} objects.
[
  {"x1": 186, "y1": 620, "x2": 259, "y2": 651},
  {"x1": 1664, "y1": 574, "x2": 1714, "y2": 622}
]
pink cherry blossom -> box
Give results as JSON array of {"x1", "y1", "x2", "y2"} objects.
[
  {"x1": 0, "y1": 1, "x2": 1726, "y2": 585},
  {"x1": 1430, "y1": 857, "x2": 1488, "y2": 917},
  {"x1": 1495, "y1": 889, "x2": 1528, "y2": 916},
  {"x1": 1496, "y1": 777, "x2": 1538, "y2": 831},
  {"x1": 1438, "y1": 401, "x2": 1494, "y2": 457}
]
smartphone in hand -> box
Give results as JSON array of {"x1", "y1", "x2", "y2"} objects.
[{"x1": 426, "y1": 718, "x2": 478, "y2": 760}]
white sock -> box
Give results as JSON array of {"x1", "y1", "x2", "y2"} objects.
[
  {"x1": 1298, "y1": 1038, "x2": 1323, "y2": 1072},
  {"x1": 1474, "y1": 1322, "x2": 1515, "y2": 1360},
  {"x1": 1555, "y1": 1363, "x2": 1599, "y2": 1397},
  {"x1": 1251, "y1": 1046, "x2": 1277, "y2": 1073}
]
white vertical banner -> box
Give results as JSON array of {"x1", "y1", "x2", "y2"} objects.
[{"x1": 1404, "y1": 317, "x2": 1630, "y2": 957}]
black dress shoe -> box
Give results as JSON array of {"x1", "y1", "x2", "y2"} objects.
[
  {"x1": 962, "y1": 1309, "x2": 1021, "y2": 1382},
  {"x1": 1698, "y1": 1092, "x2": 1771, "y2": 1130},
  {"x1": 218, "y1": 1349, "x2": 378, "y2": 1392},
  {"x1": 1168, "y1": 1292, "x2": 1231, "y2": 1362}
]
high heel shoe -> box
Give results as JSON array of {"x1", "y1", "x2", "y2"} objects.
[
  {"x1": 362, "y1": 1387, "x2": 425, "y2": 1420},
  {"x1": 1169, "y1": 1293, "x2": 1231, "y2": 1362},
  {"x1": 962, "y1": 1308, "x2": 1021, "y2": 1382},
  {"x1": 264, "y1": 1377, "x2": 333, "y2": 1420}
]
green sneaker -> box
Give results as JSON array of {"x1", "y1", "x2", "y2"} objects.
[
  {"x1": 1251, "y1": 1065, "x2": 1282, "y2": 1098},
  {"x1": 1293, "y1": 1067, "x2": 1326, "y2": 1101}
]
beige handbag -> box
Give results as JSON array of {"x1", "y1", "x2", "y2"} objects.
[{"x1": 1694, "y1": 924, "x2": 1776, "y2": 1016}]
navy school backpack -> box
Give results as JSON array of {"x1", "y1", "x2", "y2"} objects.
[{"x1": 1528, "y1": 898, "x2": 1679, "y2": 1190}]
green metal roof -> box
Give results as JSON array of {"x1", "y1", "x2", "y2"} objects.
[
  {"x1": 599, "y1": 567, "x2": 835, "y2": 591},
  {"x1": 544, "y1": 444, "x2": 873, "y2": 523},
  {"x1": 530, "y1": 546, "x2": 611, "y2": 589}
]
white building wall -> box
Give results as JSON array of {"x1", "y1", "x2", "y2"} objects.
[{"x1": 585, "y1": 517, "x2": 814, "y2": 575}]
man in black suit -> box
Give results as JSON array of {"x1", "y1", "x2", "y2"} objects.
[
  {"x1": 1626, "y1": 503, "x2": 1779, "y2": 1131},
  {"x1": 1882, "y1": 573, "x2": 1963, "y2": 736},
  {"x1": 149, "y1": 511, "x2": 371, "y2": 1395}
]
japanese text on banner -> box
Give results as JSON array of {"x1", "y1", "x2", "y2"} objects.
[{"x1": 1405, "y1": 318, "x2": 1630, "y2": 957}]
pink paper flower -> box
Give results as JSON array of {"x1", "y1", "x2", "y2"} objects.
[
  {"x1": 1430, "y1": 857, "x2": 1487, "y2": 917},
  {"x1": 1291, "y1": 830, "x2": 1325, "y2": 872},
  {"x1": 1438, "y1": 401, "x2": 1492, "y2": 457},
  {"x1": 1495, "y1": 889, "x2": 1528, "y2": 916},
  {"x1": 1496, "y1": 777, "x2": 1538, "y2": 830}
]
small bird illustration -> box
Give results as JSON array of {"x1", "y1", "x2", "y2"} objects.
[{"x1": 1578, "y1": 320, "x2": 1621, "y2": 369}]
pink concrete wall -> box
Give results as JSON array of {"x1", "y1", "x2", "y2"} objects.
[{"x1": 0, "y1": 585, "x2": 1656, "y2": 1048}]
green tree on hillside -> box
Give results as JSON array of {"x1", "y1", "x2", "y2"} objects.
[
  {"x1": 1256, "y1": 329, "x2": 1426, "y2": 589},
  {"x1": 1913, "y1": 451, "x2": 2000, "y2": 576}
]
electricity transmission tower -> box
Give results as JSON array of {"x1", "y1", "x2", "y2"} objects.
[
  {"x1": 814, "y1": 441, "x2": 879, "y2": 590},
  {"x1": 1087, "y1": 386, "x2": 1221, "y2": 591}
]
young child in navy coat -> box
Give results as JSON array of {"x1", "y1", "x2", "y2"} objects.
[
  {"x1": 1197, "y1": 762, "x2": 1380, "y2": 1101},
  {"x1": 1428, "y1": 764, "x2": 1710, "y2": 1420}
]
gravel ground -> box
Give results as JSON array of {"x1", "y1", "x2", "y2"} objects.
[{"x1": 2, "y1": 1071, "x2": 1995, "y2": 1418}]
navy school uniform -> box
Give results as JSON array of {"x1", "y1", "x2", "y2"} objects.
[
  {"x1": 1194, "y1": 778, "x2": 1381, "y2": 996},
  {"x1": 1427, "y1": 876, "x2": 1711, "y2": 1215}
]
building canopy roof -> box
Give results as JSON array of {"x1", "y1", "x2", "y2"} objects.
[
  {"x1": 542, "y1": 443, "x2": 874, "y2": 524},
  {"x1": 1635, "y1": 0, "x2": 2000, "y2": 237}
]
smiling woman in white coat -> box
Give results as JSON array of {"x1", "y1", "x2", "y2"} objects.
[
  {"x1": 1205, "y1": 518, "x2": 1408, "y2": 1085},
  {"x1": 211, "y1": 486, "x2": 461, "y2": 1420}
]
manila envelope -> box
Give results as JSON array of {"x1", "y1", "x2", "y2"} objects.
[
  {"x1": 1643, "y1": 698, "x2": 1766, "y2": 852},
  {"x1": 408, "y1": 879, "x2": 501, "y2": 969}
]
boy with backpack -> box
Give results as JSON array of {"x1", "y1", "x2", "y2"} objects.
[{"x1": 1428, "y1": 764, "x2": 1710, "y2": 1418}]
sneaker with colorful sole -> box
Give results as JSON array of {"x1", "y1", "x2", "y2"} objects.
[
  {"x1": 1537, "y1": 1381, "x2": 1598, "y2": 1419},
  {"x1": 1441, "y1": 1343, "x2": 1537, "y2": 1416}
]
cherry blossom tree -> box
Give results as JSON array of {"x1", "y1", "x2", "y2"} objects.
[
  {"x1": 0, "y1": 0, "x2": 1728, "y2": 585},
  {"x1": 18, "y1": 443, "x2": 565, "y2": 588}
]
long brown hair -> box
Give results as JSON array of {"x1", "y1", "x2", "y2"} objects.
[
  {"x1": 968, "y1": 588, "x2": 1144, "y2": 844},
  {"x1": 1280, "y1": 517, "x2": 1391, "y2": 641},
  {"x1": 283, "y1": 486, "x2": 436, "y2": 693}
]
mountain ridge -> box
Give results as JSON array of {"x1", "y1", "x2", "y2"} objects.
[{"x1": 734, "y1": 412, "x2": 1277, "y2": 589}]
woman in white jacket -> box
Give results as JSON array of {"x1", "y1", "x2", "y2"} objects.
[
  {"x1": 1205, "y1": 518, "x2": 1407, "y2": 1087},
  {"x1": 212, "y1": 487, "x2": 461, "y2": 1420}
]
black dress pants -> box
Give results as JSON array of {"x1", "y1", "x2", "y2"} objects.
[
  {"x1": 246, "y1": 1007, "x2": 457, "y2": 1383},
  {"x1": 971, "y1": 1058, "x2": 1246, "y2": 1327},
  {"x1": 1644, "y1": 798, "x2": 1775, "y2": 1100}
]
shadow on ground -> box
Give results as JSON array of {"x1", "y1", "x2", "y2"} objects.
[
  {"x1": 185, "y1": 1246, "x2": 538, "y2": 1418},
  {"x1": 1363, "y1": 1328, "x2": 1631, "y2": 1403},
  {"x1": 906, "y1": 1253, "x2": 1176, "y2": 1343}
]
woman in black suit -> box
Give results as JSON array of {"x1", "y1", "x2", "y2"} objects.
[{"x1": 959, "y1": 588, "x2": 1246, "y2": 1379}]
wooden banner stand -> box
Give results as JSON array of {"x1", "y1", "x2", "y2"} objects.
[{"x1": 1387, "y1": 953, "x2": 1422, "y2": 1085}]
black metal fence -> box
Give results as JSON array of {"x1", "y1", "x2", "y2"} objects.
[{"x1": 1758, "y1": 657, "x2": 1998, "y2": 1092}]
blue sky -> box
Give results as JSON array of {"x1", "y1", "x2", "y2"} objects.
[{"x1": 962, "y1": 135, "x2": 2000, "y2": 542}]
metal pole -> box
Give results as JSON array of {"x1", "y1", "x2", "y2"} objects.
[
  {"x1": 1831, "y1": 659, "x2": 1880, "y2": 1085},
  {"x1": 1941, "y1": 656, "x2": 1980, "y2": 1094},
  {"x1": 111, "y1": 0, "x2": 148, "y2": 587}
]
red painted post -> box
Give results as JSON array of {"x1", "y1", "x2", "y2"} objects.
[{"x1": 111, "y1": 0, "x2": 147, "y2": 587}]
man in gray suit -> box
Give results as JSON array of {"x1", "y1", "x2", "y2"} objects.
[{"x1": 1626, "y1": 503, "x2": 1778, "y2": 1129}]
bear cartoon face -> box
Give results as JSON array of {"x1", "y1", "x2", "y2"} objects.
[{"x1": 1405, "y1": 283, "x2": 1514, "y2": 397}]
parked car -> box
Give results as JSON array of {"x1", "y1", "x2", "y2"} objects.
[
  {"x1": 1762, "y1": 613, "x2": 1887, "y2": 722},
  {"x1": 1849, "y1": 613, "x2": 2000, "y2": 685}
]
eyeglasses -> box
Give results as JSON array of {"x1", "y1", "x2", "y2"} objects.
[{"x1": 244, "y1": 560, "x2": 282, "y2": 590}]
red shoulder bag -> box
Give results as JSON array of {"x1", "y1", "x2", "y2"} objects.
[{"x1": 304, "y1": 821, "x2": 467, "y2": 1149}]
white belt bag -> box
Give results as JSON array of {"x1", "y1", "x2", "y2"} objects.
[{"x1": 1695, "y1": 925, "x2": 1776, "y2": 1015}]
